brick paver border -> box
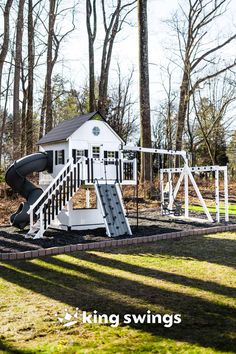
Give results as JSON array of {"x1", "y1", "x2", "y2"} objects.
[{"x1": 1, "y1": 224, "x2": 236, "y2": 261}]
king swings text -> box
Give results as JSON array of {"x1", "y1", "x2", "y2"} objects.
[{"x1": 82, "y1": 310, "x2": 182, "y2": 328}]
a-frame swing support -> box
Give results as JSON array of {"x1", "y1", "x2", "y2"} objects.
[
  {"x1": 160, "y1": 165, "x2": 229, "y2": 223},
  {"x1": 122, "y1": 146, "x2": 229, "y2": 223}
]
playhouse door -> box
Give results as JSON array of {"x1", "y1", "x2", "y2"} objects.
[{"x1": 91, "y1": 145, "x2": 104, "y2": 180}]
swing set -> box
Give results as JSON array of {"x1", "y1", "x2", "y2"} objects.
[
  {"x1": 160, "y1": 165, "x2": 229, "y2": 223},
  {"x1": 122, "y1": 145, "x2": 229, "y2": 223}
]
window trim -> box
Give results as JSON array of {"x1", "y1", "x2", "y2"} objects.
[
  {"x1": 92, "y1": 146, "x2": 101, "y2": 159},
  {"x1": 55, "y1": 149, "x2": 65, "y2": 165}
]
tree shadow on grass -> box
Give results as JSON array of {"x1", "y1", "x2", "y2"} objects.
[
  {"x1": 66, "y1": 251, "x2": 236, "y2": 298},
  {"x1": 0, "y1": 339, "x2": 33, "y2": 354},
  {"x1": 0, "y1": 251, "x2": 235, "y2": 353},
  {"x1": 107, "y1": 233, "x2": 236, "y2": 269}
]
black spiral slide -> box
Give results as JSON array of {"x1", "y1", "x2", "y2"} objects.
[{"x1": 5, "y1": 152, "x2": 53, "y2": 229}]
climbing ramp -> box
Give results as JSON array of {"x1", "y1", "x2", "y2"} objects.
[{"x1": 95, "y1": 181, "x2": 132, "y2": 237}]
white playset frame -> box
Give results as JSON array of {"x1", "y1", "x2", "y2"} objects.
[
  {"x1": 26, "y1": 144, "x2": 229, "y2": 239},
  {"x1": 160, "y1": 165, "x2": 228, "y2": 223},
  {"x1": 122, "y1": 146, "x2": 229, "y2": 223}
]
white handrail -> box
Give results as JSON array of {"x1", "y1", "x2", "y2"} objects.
[{"x1": 27, "y1": 158, "x2": 74, "y2": 214}]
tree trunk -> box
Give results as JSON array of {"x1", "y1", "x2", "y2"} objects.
[
  {"x1": 20, "y1": 60, "x2": 28, "y2": 155},
  {"x1": 45, "y1": 0, "x2": 56, "y2": 133},
  {"x1": 0, "y1": 57, "x2": 13, "y2": 168},
  {"x1": 26, "y1": 0, "x2": 34, "y2": 154},
  {"x1": 39, "y1": 88, "x2": 46, "y2": 139},
  {"x1": 21, "y1": 81, "x2": 27, "y2": 156},
  {"x1": 98, "y1": 0, "x2": 121, "y2": 116},
  {"x1": 0, "y1": 0, "x2": 13, "y2": 102},
  {"x1": 138, "y1": 0, "x2": 152, "y2": 183},
  {"x1": 175, "y1": 69, "x2": 190, "y2": 152},
  {"x1": 86, "y1": 0, "x2": 97, "y2": 112},
  {"x1": 13, "y1": 0, "x2": 25, "y2": 160}
]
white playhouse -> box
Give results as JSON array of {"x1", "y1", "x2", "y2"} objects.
[{"x1": 34, "y1": 111, "x2": 136, "y2": 237}]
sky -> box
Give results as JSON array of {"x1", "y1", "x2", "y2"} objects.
[
  {"x1": 2, "y1": 0, "x2": 236, "y2": 132},
  {"x1": 55, "y1": 0, "x2": 236, "y2": 119},
  {"x1": 56, "y1": 0, "x2": 181, "y2": 98}
]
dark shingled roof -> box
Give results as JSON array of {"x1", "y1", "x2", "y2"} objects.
[{"x1": 37, "y1": 111, "x2": 103, "y2": 145}]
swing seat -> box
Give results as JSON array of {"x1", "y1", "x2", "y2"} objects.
[
  {"x1": 162, "y1": 200, "x2": 183, "y2": 216},
  {"x1": 173, "y1": 201, "x2": 183, "y2": 216}
]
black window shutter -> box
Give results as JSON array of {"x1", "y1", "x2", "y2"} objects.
[
  {"x1": 45, "y1": 150, "x2": 53, "y2": 173},
  {"x1": 62, "y1": 150, "x2": 65, "y2": 164},
  {"x1": 55, "y1": 151, "x2": 58, "y2": 165},
  {"x1": 72, "y1": 149, "x2": 76, "y2": 163},
  {"x1": 104, "y1": 150, "x2": 108, "y2": 165},
  {"x1": 115, "y1": 151, "x2": 119, "y2": 158},
  {"x1": 84, "y1": 149, "x2": 88, "y2": 158}
]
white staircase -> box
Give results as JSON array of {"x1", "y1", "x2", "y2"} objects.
[{"x1": 27, "y1": 158, "x2": 84, "y2": 239}]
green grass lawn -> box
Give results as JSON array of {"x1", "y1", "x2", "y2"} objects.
[
  {"x1": 188, "y1": 203, "x2": 236, "y2": 215},
  {"x1": 0, "y1": 232, "x2": 236, "y2": 354}
]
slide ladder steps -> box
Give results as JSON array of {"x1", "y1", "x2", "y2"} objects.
[
  {"x1": 28, "y1": 159, "x2": 82, "y2": 238},
  {"x1": 95, "y1": 182, "x2": 132, "y2": 237}
]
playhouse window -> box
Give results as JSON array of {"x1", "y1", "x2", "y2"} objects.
[
  {"x1": 104, "y1": 151, "x2": 118, "y2": 165},
  {"x1": 72, "y1": 149, "x2": 88, "y2": 163},
  {"x1": 106, "y1": 151, "x2": 116, "y2": 165},
  {"x1": 92, "y1": 146, "x2": 100, "y2": 159},
  {"x1": 75, "y1": 150, "x2": 85, "y2": 162},
  {"x1": 107, "y1": 151, "x2": 116, "y2": 159},
  {"x1": 55, "y1": 150, "x2": 64, "y2": 165}
]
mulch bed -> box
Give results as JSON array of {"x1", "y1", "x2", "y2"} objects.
[{"x1": 0, "y1": 209, "x2": 235, "y2": 254}]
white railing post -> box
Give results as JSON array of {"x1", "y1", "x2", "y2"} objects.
[
  {"x1": 134, "y1": 158, "x2": 137, "y2": 184},
  {"x1": 160, "y1": 170, "x2": 164, "y2": 214},
  {"x1": 37, "y1": 208, "x2": 44, "y2": 239},
  {"x1": 215, "y1": 169, "x2": 220, "y2": 222},
  {"x1": 184, "y1": 167, "x2": 189, "y2": 218},
  {"x1": 29, "y1": 210, "x2": 34, "y2": 233},
  {"x1": 224, "y1": 167, "x2": 229, "y2": 222},
  {"x1": 168, "y1": 171, "x2": 174, "y2": 209}
]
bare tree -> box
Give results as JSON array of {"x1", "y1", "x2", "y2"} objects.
[
  {"x1": 98, "y1": 0, "x2": 136, "y2": 116},
  {"x1": 191, "y1": 75, "x2": 236, "y2": 164},
  {"x1": 26, "y1": 0, "x2": 34, "y2": 154},
  {"x1": 0, "y1": 54, "x2": 13, "y2": 168},
  {"x1": 106, "y1": 63, "x2": 137, "y2": 142},
  {"x1": 168, "y1": 0, "x2": 236, "y2": 155},
  {"x1": 17, "y1": 1, "x2": 46, "y2": 152},
  {"x1": 13, "y1": 0, "x2": 25, "y2": 159},
  {"x1": 0, "y1": 0, "x2": 13, "y2": 103},
  {"x1": 20, "y1": 58, "x2": 28, "y2": 155},
  {"x1": 159, "y1": 65, "x2": 177, "y2": 150},
  {"x1": 0, "y1": 0, "x2": 14, "y2": 166},
  {"x1": 45, "y1": 0, "x2": 56, "y2": 133},
  {"x1": 86, "y1": 0, "x2": 97, "y2": 112},
  {"x1": 40, "y1": 0, "x2": 76, "y2": 136},
  {"x1": 138, "y1": 0, "x2": 151, "y2": 183}
]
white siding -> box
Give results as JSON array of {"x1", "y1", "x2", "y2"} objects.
[
  {"x1": 69, "y1": 120, "x2": 122, "y2": 157},
  {"x1": 39, "y1": 141, "x2": 69, "y2": 178}
]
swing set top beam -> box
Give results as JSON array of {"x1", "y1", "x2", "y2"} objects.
[
  {"x1": 122, "y1": 146, "x2": 187, "y2": 159},
  {"x1": 160, "y1": 165, "x2": 227, "y2": 173}
]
